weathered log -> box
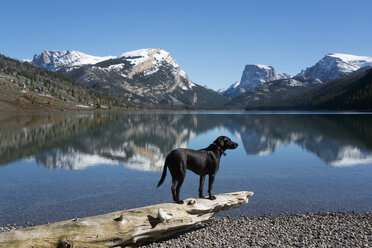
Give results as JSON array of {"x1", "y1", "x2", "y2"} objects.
[{"x1": 0, "y1": 191, "x2": 253, "y2": 248}]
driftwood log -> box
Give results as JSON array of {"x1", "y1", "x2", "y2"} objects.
[{"x1": 0, "y1": 191, "x2": 254, "y2": 248}]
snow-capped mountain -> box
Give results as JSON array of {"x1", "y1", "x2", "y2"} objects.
[
  {"x1": 30, "y1": 48, "x2": 228, "y2": 107},
  {"x1": 297, "y1": 53, "x2": 372, "y2": 83},
  {"x1": 31, "y1": 50, "x2": 115, "y2": 72},
  {"x1": 224, "y1": 52, "x2": 372, "y2": 107},
  {"x1": 119, "y1": 48, "x2": 188, "y2": 79},
  {"x1": 223, "y1": 64, "x2": 290, "y2": 98}
]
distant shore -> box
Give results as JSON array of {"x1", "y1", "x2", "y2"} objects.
[
  {"x1": 2, "y1": 211, "x2": 371, "y2": 247},
  {"x1": 0, "y1": 105, "x2": 245, "y2": 113}
]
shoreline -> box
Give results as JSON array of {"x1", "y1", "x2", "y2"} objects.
[
  {"x1": 2, "y1": 211, "x2": 371, "y2": 247},
  {"x1": 142, "y1": 211, "x2": 372, "y2": 247},
  {"x1": 0, "y1": 106, "x2": 245, "y2": 113}
]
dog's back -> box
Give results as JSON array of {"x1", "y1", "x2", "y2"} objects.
[
  {"x1": 158, "y1": 148, "x2": 211, "y2": 187},
  {"x1": 172, "y1": 148, "x2": 211, "y2": 174}
]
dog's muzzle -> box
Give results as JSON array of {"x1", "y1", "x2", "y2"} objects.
[{"x1": 230, "y1": 142, "x2": 238, "y2": 149}]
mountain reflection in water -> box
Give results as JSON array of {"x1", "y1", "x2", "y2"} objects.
[{"x1": 1, "y1": 112, "x2": 372, "y2": 170}]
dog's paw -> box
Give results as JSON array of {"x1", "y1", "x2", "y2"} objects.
[{"x1": 209, "y1": 195, "x2": 216, "y2": 200}]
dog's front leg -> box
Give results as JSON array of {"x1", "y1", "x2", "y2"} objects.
[
  {"x1": 199, "y1": 175, "x2": 206, "y2": 198},
  {"x1": 208, "y1": 174, "x2": 216, "y2": 200}
]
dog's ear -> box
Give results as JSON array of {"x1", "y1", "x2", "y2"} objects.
[{"x1": 215, "y1": 136, "x2": 225, "y2": 147}]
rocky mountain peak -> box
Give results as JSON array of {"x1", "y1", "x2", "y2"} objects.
[
  {"x1": 119, "y1": 48, "x2": 189, "y2": 80},
  {"x1": 222, "y1": 64, "x2": 290, "y2": 98},
  {"x1": 240, "y1": 64, "x2": 290, "y2": 89}
]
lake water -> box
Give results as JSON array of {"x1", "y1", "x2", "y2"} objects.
[{"x1": 1, "y1": 111, "x2": 372, "y2": 226}]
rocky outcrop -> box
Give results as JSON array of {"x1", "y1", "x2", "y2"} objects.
[{"x1": 223, "y1": 64, "x2": 290, "y2": 98}]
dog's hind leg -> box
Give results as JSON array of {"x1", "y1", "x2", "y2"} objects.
[
  {"x1": 170, "y1": 163, "x2": 184, "y2": 203},
  {"x1": 199, "y1": 175, "x2": 206, "y2": 198},
  {"x1": 172, "y1": 161, "x2": 186, "y2": 204},
  {"x1": 208, "y1": 174, "x2": 216, "y2": 200},
  {"x1": 175, "y1": 176, "x2": 184, "y2": 204},
  {"x1": 171, "y1": 178, "x2": 178, "y2": 202}
]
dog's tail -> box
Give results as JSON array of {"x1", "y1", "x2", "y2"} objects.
[{"x1": 157, "y1": 163, "x2": 167, "y2": 188}]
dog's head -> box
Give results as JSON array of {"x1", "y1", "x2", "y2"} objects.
[{"x1": 214, "y1": 136, "x2": 238, "y2": 150}]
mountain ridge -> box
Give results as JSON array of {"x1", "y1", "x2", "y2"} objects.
[
  {"x1": 26, "y1": 50, "x2": 372, "y2": 110},
  {"x1": 223, "y1": 53, "x2": 372, "y2": 101},
  {"x1": 30, "y1": 48, "x2": 229, "y2": 108},
  {"x1": 31, "y1": 50, "x2": 115, "y2": 72},
  {"x1": 225, "y1": 53, "x2": 372, "y2": 109}
]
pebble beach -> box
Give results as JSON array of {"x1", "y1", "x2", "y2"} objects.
[
  {"x1": 142, "y1": 212, "x2": 372, "y2": 247},
  {"x1": 1, "y1": 212, "x2": 371, "y2": 247}
]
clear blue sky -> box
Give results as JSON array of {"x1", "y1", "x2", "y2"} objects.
[{"x1": 1, "y1": 0, "x2": 371, "y2": 90}]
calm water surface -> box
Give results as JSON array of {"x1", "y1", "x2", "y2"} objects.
[{"x1": 1, "y1": 111, "x2": 372, "y2": 225}]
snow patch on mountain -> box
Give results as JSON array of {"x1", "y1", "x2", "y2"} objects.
[
  {"x1": 217, "y1": 88, "x2": 226, "y2": 94},
  {"x1": 31, "y1": 50, "x2": 115, "y2": 72},
  {"x1": 231, "y1": 81, "x2": 241, "y2": 89},
  {"x1": 286, "y1": 79, "x2": 304, "y2": 87},
  {"x1": 298, "y1": 53, "x2": 372, "y2": 83},
  {"x1": 328, "y1": 53, "x2": 372, "y2": 68},
  {"x1": 255, "y1": 64, "x2": 272, "y2": 70},
  {"x1": 108, "y1": 63, "x2": 126, "y2": 71}
]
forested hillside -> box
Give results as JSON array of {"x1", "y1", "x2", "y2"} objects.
[
  {"x1": 309, "y1": 69, "x2": 372, "y2": 110},
  {"x1": 245, "y1": 69, "x2": 372, "y2": 111},
  {"x1": 0, "y1": 54, "x2": 134, "y2": 111}
]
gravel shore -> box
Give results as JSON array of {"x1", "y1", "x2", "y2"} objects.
[
  {"x1": 0, "y1": 222, "x2": 34, "y2": 233},
  {"x1": 0, "y1": 224, "x2": 24, "y2": 233},
  {"x1": 142, "y1": 212, "x2": 372, "y2": 247},
  {"x1": 1, "y1": 212, "x2": 371, "y2": 247}
]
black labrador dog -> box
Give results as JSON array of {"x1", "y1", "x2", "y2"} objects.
[{"x1": 157, "y1": 136, "x2": 238, "y2": 204}]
